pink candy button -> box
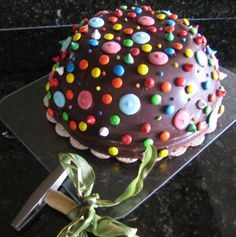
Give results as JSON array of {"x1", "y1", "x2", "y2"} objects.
[
  {"x1": 149, "y1": 51, "x2": 169, "y2": 65},
  {"x1": 77, "y1": 90, "x2": 93, "y2": 110},
  {"x1": 102, "y1": 41, "x2": 121, "y2": 54},
  {"x1": 173, "y1": 109, "x2": 190, "y2": 130},
  {"x1": 137, "y1": 16, "x2": 155, "y2": 26}
]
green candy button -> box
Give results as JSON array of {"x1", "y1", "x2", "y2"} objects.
[
  {"x1": 123, "y1": 39, "x2": 134, "y2": 47},
  {"x1": 187, "y1": 124, "x2": 197, "y2": 133},
  {"x1": 110, "y1": 114, "x2": 120, "y2": 126},
  {"x1": 165, "y1": 32, "x2": 174, "y2": 41},
  {"x1": 62, "y1": 112, "x2": 69, "y2": 121},
  {"x1": 143, "y1": 138, "x2": 154, "y2": 148},
  {"x1": 71, "y1": 42, "x2": 79, "y2": 51},
  {"x1": 151, "y1": 94, "x2": 162, "y2": 105}
]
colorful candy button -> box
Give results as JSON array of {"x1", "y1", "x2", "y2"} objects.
[
  {"x1": 102, "y1": 93, "x2": 112, "y2": 104},
  {"x1": 66, "y1": 73, "x2": 75, "y2": 83},
  {"x1": 137, "y1": 64, "x2": 149, "y2": 75},
  {"x1": 91, "y1": 29, "x2": 101, "y2": 40},
  {"x1": 159, "y1": 131, "x2": 170, "y2": 141},
  {"x1": 156, "y1": 13, "x2": 166, "y2": 20},
  {"x1": 151, "y1": 94, "x2": 162, "y2": 105},
  {"x1": 78, "y1": 121, "x2": 87, "y2": 132},
  {"x1": 113, "y1": 65, "x2": 125, "y2": 77},
  {"x1": 66, "y1": 90, "x2": 74, "y2": 100},
  {"x1": 175, "y1": 77, "x2": 186, "y2": 86},
  {"x1": 110, "y1": 114, "x2": 120, "y2": 125},
  {"x1": 123, "y1": 39, "x2": 134, "y2": 47},
  {"x1": 144, "y1": 77, "x2": 155, "y2": 88},
  {"x1": 121, "y1": 134, "x2": 132, "y2": 145},
  {"x1": 159, "y1": 149, "x2": 168, "y2": 158},
  {"x1": 149, "y1": 51, "x2": 168, "y2": 65},
  {"x1": 112, "y1": 77, "x2": 123, "y2": 88},
  {"x1": 202, "y1": 81, "x2": 210, "y2": 90},
  {"x1": 53, "y1": 91, "x2": 65, "y2": 108},
  {"x1": 140, "y1": 123, "x2": 151, "y2": 133},
  {"x1": 73, "y1": 33, "x2": 81, "y2": 41},
  {"x1": 164, "y1": 47, "x2": 175, "y2": 56},
  {"x1": 123, "y1": 28, "x2": 134, "y2": 35},
  {"x1": 108, "y1": 147, "x2": 119, "y2": 156},
  {"x1": 124, "y1": 53, "x2": 134, "y2": 64},
  {"x1": 185, "y1": 84, "x2": 196, "y2": 94},
  {"x1": 86, "y1": 115, "x2": 96, "y2": 125},
  {"x1": 99, "y1": 55, "x2": 110, "y2": 65},
  {"x1": 79, "y1": 59, "x2": 89, "y2": 70},
  {"x1": 184, "y1": 48, "x2": 193, "y2": 58},
  {"x1": 88, "y1": 17, "x2": 105, "y2": 28},
  {"x1": 132, "y1": 31, "x2": 150, "y2": 44},
  {"x1": 165, "y1": 32, "x2": 174, "y2": 41},
  {"x1": 88, "y1": 39, "x2": 99, "y2": 47},
  {"x1": 195, "y1": 50, "x2": 208, "y2": 67},
  {"x1": 143, "y1": 138, "x2": 153, "y2": 148},
  {"x1": 104, "y1": 33, "x2": 114, "y2": 40},
  {"x1": 61, "y1": 36, "x2": 72, "y2": 51},
  {"x1": 161, "y1": 82, "x2": 172, "y2": 92},
  {"x1": 119, "y1": 94, "x2": 141, "y2": 115},
  {"x1": 137, "y1": 16, "x2": 155, "y2": 26},
  {"x1": 113, "y1": 23, "x2": 122, "y2": 31},
  {"x1": 165, "y1": 105, "x2": 175, "y2": 115},
  {"x1": 99, "y1": 127, "x2": 109, "y2": 137},
  {"x1": 66, "y1": 63, "x2": 75, "y2": 73},
  {"x1": 77, "y1": 90, "x2": 93, "y2": 110},
  {"x1": 134, "y1": 6, "x2": 142, "y2": 14},
  {"x1": 173, "y1": 109, "x2": 190, "y2": 130},
  {"x1": 130, "y1": 48, "x2": 140, "y2": 56},
  {"x1": 183, "y1": 63, "x2": 194, "y2": 72},
  {"x1": 102, "y1": 41, "x2": 121, "y2": 54},
  {"x1": 166, "y1": 19, "x2": 176, "y2": 26},
  {"x1": 141, "y1": 44, "x2": 152, "y2": 52},
  {"x1": 91, "y1": 67, "x2": 101, "y2": 78},
  {"x1": 71, "y1": 42, "x2": 79, "y2": 51}
]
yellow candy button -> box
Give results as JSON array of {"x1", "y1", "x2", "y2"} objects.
[
  {"x1": 104, "y1": 33, "x2": 114, "y2": 40},
  {"x1": 156, "y1": 13, "x2": 166, "y2": 20},
  {"x1": 45, "y1": 82, "x2": 50, "y2": 91},
  {"x1": 79, "y1": 121, "x2": 87, "y2": 132},
  {"x1": 185, "y1": 84, "x2": 196, "y2": 95},
  {"x1": 182, "y1": 18, "x2": 190, "y2": 26},
  {"x1": 157, "y1": 43, "x2": 162, "y2": 49},
  {"x1": 136, "y1": 25, "x2": 141, "y2": 30},
  {"x1": 219, "y1": 105, "x2": 225, "y2": 115},
  {"x1": 184, "y1": 48, "x2": 193, "y2": 58},
  {"x1": 73, "y1": 33, "x2": 81, "y2": 41},
  {"x1": 108, "y1": 146, "x2": 119, "y2": 156},
  {"x1": 212, "y1": 71, "x2": 218, "y2": 80},
  {"x1": 159, "y1": 149, "x2": 168, "y2": 158},
  {"x1": 66, "y1": 73, "x2": 75, "y2": 83},
  {"x1": 91, "y1": 67, "x2": 101, "y2": 78},
  {"x1": 113, "y1": 24, "x2": 122, "y2": 31},
  {"x1": 141, "y1": 44, "x2": 152, "y2": 53},
  {"x1": 137, "y1": 64, "x2": 149, "y2": 76}
]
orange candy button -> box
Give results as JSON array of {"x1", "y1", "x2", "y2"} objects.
[
  {"x1": 79, "y1": 59, "x2": 89, "y2": 70},
  {"x1": 99, "y1": 55, "x2": 110, "y2": 65},
  {"x1": 112, "y1": 77, "x2": 123, "y2": 88},
  {"x1": 108, "y1": 16, "x2": 118, "y2": 23},
  {"x1": 102, "y1": 93, "x2": 112, "y2": 104},
  {"x1": 161, "y1": 81, "x2": 172, "y2": 92},
  {"x1": 173, "y1": 43, "x2": 183, "y2": 51},
  {"x1": 123, "y1": 28, "x2": 134, "y2": 35},
  {"x1": 159, "y1": 131, "x2": 170, "y2": 141}
]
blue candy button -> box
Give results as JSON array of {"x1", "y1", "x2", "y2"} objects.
[
  {"x1": 166, "y1": 19, "x2": 176, "y2": 26},
  {"x1": 202, "y1": 81, "x2": 210, "y2": 90},
  {"x1": 53, "y1": 91, "x2": 65, "y2": 108},
  {"x1": 88, "y1": 17, "x2": 105, "y2": 28},
  {"x1": 66, "y1": 63, "x2": 75, "y2": 73},
  {"x1": 88, "y1": 39, "x2": 99, "y2": 47},
  {"x1": 165, "y1": 105, "x2": 175, "y2": 115},
  {"x1": 164, "y1": 47, "x2": 175, "y2": 56},
  {"x1": 132, "y1": 31, "x2": 150, "y2": 44},
  {"x1": 134, "y1": 7, "x2": 142, "y2": 14},
  {"x1": 113, "y1": 65, "x2": 125, "y2": 77},
  {"x1": 119, "y1": 94, "x2": 141, "y2": 115}
]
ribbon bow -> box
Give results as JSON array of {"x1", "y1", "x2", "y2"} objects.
[{"x1": 57, "y1": 145, "x2": 157, "y2": 237}]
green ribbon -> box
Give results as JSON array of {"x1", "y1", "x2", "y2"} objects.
[{"x1": 57, "y1": 145, "x2": 157, "y2": 237}]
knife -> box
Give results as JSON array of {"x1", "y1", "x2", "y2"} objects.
[{"x1": 11, "y1": 165, "x2": 69, "y2": 231}]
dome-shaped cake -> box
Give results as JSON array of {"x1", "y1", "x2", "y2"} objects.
[{"x1": 44, "y1": 5, "x2": 226, "y2": 162}]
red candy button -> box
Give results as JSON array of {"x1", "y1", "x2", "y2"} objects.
[
  {"x1": 78, "y1": 90, "x2": 93, "y2": 110},
  {"x1": 175, "y1": 77, "x2": 186, "y2": 86},
  {"x1": 130, "y1": 48, "x2": 140, "y2": 57},
  {"x1": 144, "y1": 77, "x2": 155, "y2": 88},
  {"x1": 173, "y1": 109, "x2": 190, "y2": 130},
  {"x1": 178, "y1": 30, "x2": 187, "y2": 37},
  {"x1": 121, "y1": 134, "x2": 132, "y2": 145},
  {"x1": 140, "y1": 123, "x2": 151, "y2": 133},
  {"x1": 86, "y1": 115, "x2": 96, "y2": 125},
  {"x1": 183, "y1": 63, "x2": 194, "y2": 72}
]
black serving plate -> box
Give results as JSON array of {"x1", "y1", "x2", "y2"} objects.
[{"x1": 0, "y1": 67, "x2": 235, "y2": 219}]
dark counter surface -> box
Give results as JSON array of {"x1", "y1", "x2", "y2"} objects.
[{"x1": 0, "y1": 3, "x2": 236, "y2": 237}]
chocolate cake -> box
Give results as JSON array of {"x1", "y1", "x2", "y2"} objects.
[{"x1": 44, "y1": 5, "x2": 227, "y2": 163}]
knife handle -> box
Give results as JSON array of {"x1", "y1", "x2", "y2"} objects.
[{"x1": 44, "y1": 190, "x2": 77, "y2": 215}]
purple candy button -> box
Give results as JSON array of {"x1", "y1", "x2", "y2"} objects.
[{"x1": 149, "y1": 51, "x2": 169, "y2": 65}]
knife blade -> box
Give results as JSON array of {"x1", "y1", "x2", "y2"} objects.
[{"x1": 11, "y1": 165, "x2": 68, "y2": 231}]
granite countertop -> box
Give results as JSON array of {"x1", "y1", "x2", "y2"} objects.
[{"x1": 0, "y1": 1, "x2": 236, "y2": 236}]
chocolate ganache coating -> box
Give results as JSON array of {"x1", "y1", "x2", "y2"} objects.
[{"x1": 45, "y1": 5, "x2": 226, "y2": 159}]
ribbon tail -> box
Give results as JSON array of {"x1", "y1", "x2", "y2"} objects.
[{"x1": 91, "y1": 216, "x2": 137, "y2": 237}]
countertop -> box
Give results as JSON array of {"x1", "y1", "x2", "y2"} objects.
[{"x1": 0, "y1": 2, "x2": 236, "y2": 237}]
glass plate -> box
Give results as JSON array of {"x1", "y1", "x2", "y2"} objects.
[{"x1": 0, "y1": 67, "x2": 235, "y2": 219}]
